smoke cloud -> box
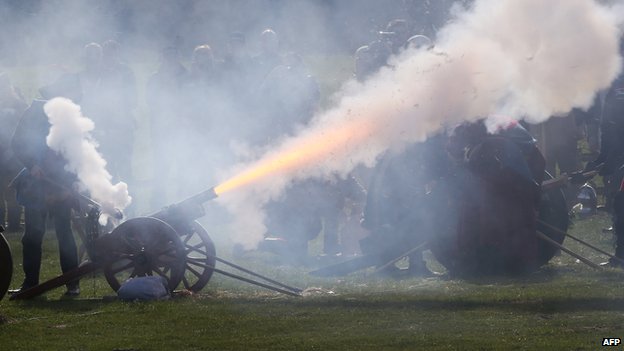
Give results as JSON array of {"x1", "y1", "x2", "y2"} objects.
[
  {"x1": 44, "y1": 97, "x2": 132, "y2": 224},
  {"x1": 219, "y1": 0, "x2": 624, "y2": 249}
]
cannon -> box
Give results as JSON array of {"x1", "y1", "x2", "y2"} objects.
[
  {"x1": 9, "y1": 186, "x2": 301, "y2": 300},
  {"x1": 311, "y1": 120, "x2": 603, "y2": 277}
]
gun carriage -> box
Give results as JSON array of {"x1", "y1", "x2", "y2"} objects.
[
  {"x1": 5, "y1": 186, "x2": 300, "y2": 300},
  {"x1": 312, "y1": 121, "x2": 608, "y2": 277}
]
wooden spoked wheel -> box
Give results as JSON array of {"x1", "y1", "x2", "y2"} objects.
[
  {"x1": 0, "y1": 232, "x2": 12, "y2": 301},
  {"x1": 103, "y1": 217, "x2": 186, "y2": 292},
  {"x1": 535, "y1": 171, "x2": 569, "y2": 266},
  {"x1": 178, "y1": 221, "x2": 216, "y2": 292}
]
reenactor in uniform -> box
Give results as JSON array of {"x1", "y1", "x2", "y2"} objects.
[
  {"x1": 587, "y1": 69, "x2": 624, "y2": 266},
  {"x1": 0, "y1": 73, "x2": 26, "y2": 231},
  {"x1": 8, "y1": 77, "x2": 81, "y2": 296}
]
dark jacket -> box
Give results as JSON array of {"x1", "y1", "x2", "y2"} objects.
[
  {"x1": 10, "y1": 99, "x2": 75, "y2": 209},
  {"x1": 597, "y1": 73, "x2": 624, "y2": 175}
]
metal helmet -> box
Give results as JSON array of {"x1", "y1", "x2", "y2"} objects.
[
  {"x1": 575, "y1": 183, "x2": 598, "y2": 217},
  {"x1": 407, "y1": 35, "x2": 433, "y2": 51}
]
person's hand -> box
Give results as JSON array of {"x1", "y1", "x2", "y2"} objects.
[{"x1": 569, "y1": 170, "x2": 597, "y2": 185}]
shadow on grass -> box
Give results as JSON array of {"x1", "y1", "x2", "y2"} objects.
[
  {"x1": 14, "y1": 294, "x2": 624, "y2": 316},
  {"x1": 235, "y1": 294, "x2": 624, "y2": 316}
]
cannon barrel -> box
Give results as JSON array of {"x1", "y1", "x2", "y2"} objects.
[{"x1": 149, "y1": 187, "x2": 218, "y2": 231}]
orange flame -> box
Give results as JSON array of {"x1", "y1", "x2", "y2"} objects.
[{"x1": 214, "y1": 119, "x2": 374, "y2": 196}]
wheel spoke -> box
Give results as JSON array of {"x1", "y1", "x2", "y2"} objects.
[
  {"x1": 182, "y1": 232, "x2": 196, "y2": 245},
  {"x1": 121, "y1": 234, "x2": 143, "y2": 251},
  {"x1": 182, "y1": 275, "x2": 191, "y2": 289},
  {"x1": 154, "y1": 245, "x2": 179, "y2": 258},
  {"x1": 185, "y1": 264, "x2": 204, "y2": 278},
  {"x1": 185, "y1": 242, "x2": 206, "y2": 253},
  {"x1": 186, "y1": 257, "x2": 212, "y2": 269},
  {"x1": 109, "y1": 260, "x2": 135, "y2": 274}
]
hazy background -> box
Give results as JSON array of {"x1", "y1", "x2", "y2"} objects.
[{"x1": 1, "y1": 0, "x2": 622, "y2": 261}]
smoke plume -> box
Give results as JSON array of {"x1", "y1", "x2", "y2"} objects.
[
  {"x1": 218, "y1": 0, "x2": 624, "y2": 250},
  {"x1": 44, "y1": 97, "x2": 132, "y2": 224}
]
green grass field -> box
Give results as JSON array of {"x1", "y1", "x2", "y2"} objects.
[{"x1": 1, "y1": 211, "x2": 623, "y2": 351}]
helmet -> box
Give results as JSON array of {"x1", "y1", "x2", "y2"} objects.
[
  {"x1": 407, "y1": 35, "x2": 433, "y2": 51},
  {"x1": 574, "y1": 183, "x2": 597, "y2": 217}
]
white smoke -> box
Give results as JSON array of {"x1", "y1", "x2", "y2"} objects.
[
  {"x1": 44, "y1": 97, "x2": 132, "y2": 224},
  {"x1": 219, "y1": 0, "x2": 624, "y2": 249}
]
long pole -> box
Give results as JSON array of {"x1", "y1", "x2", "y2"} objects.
[
  {"x1": 215, "y1": 256, "x2": 303, "y2": 294},
  {"x1": 537, "y1": 219, "x2": 624, "y2": 265},
  {"x1": 374, "y1": 242, "x2": 429, "y2": 273},
  {"x1": 535, "y1": 231, "x2": 601, "y2": 270},
  {"x1": 211, "y1": 267, "x2": 301, "y2": 297}
]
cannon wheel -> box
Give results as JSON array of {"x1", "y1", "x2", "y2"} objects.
[
  {"x1": 178, "y1": 221, "x2": 216, "y2": 292},
  {"x1": 535, "y1": 171, "x2": 569, "y2": 266},
  {"x1": 103, "y1": 217, "x2": 186, "y2": 292},
  {"x1": 0, "y1": 232, "x2": 12, "y2": 301}
]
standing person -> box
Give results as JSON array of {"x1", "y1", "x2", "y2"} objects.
[
  {"x1": 182, "y1": 44, "x2": 221, "y2": 190},
  {"x1": 587, "y1": 67, "x2": 624, "y2": 266},
  {"x1": 252, "y1": 28, "x2": 282, "y2": 84},
  {"x1": 257, "y1": 52, "x2": 320, "y2": 144},
  {"x1": 0, "y1": 73, "x2": 26, "y2": 232},
  {"x1": 541, "y1": 112, "x2": 583, "y2": 209},
  {"x1": 146, "y1": 46, "x2": 188, "y2": 209},
  {"x1": 353, "y1": 38, "x2": 392, "y2": 82},
  {"x1": 78, "y1": 43, "x2": 103, "y2": 114},
  {"x1": 221, "y1": 32, "x2": 254, "y2": 98},
  {"x1": 8, "y1": 76, "x2": 81, "y2": 295},
  {"x1": 96, "y1": 40, "x2": 137, "y2": 187},
  {"x1": 220, "y1": 32, "x2": 254, "y2": 118},
  {"x1": 385, "y1": 19, "x2": 412, "y2": 55}
]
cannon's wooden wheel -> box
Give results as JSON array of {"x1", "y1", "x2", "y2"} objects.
[
  {"x1": 535, "y1": 171, "x2": 569, "y2": 266},
  {"x1": 178, "y1": 221, "x2": 216, "y2": 292},
  {"x1": 103, "y1": 217, "x2": 186, "y2": 292},
  {"x1": 0, "y1": 232, "x2": 12, "y2": 301}
]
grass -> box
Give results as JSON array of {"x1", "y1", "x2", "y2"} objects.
[{"x1": 1, "y1": 212, "x2": 624, "y2": 350}]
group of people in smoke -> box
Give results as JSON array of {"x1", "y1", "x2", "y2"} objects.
[
  {"x1": 528, "y1": 71, "x2": 624, "y2": 267},
  {"x1": 351, "y1": 18, "x2": 624, "y2": 273},
  {"x1": 0, "y1": 26, "x2": 323, "y2": 295},
  {"x1": 1, "y1": 13, "x2": 624, "y2": 295},
  {"x1": 0, "y1": 17, "x2": 434, "y2": 292},
  {"x1": 147, "y1": 29, "x2": 321, "y2": 209}
]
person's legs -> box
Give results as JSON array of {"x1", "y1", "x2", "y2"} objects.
[
  {"x1": 20, "y1": 207, "x2": 46, "y2": 288},
  {"x1": 51, "y1": 202, "x2": 79, "y2": 292},
  {"x1": 613, "y1": 187, "x2": 624, "y2": 260}
]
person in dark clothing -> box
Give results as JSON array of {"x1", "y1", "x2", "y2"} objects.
[
  {"x1": 221, "y1": 32, "x2": 254, "y2": 100},
  {"x1": 587, "y1": 70, "x2": 624, "y2": 266},
  {"x1": 540, "y1": 112, "x2": 583, "y2": 209},
  {"x1": 0, "y1": 73, "x2": 26, "y2": 231},
  {"x1": 253, "y1": 28, "x2": 283, "y2": 84},
  {"x1": 8, "y1": 77, "x2": 81, "y2": 295},
  {"x1": 146, "y1": 46, "x2": 188, "y2": 209},
  {"x1": 94, "y1": 40, "x2": 137, "y2": 188}
]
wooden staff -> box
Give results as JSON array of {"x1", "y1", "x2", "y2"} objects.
[
  {"x1": 537, "y1": 219, "x2": 624, "y2": 266},
  {"x1": 374, "y1": 241, "x2": 429, "y2": 273},
  {"x1": 535, "y1": 231, "x2": 601, "y2": 270}
]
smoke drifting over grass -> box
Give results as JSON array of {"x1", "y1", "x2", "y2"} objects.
[
  {"x1": 44, "y1": 97, "x2": 132, "y2": 224},
  {"x1": 219, "y1": 0, "x2": 624, "y2": 249}
]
